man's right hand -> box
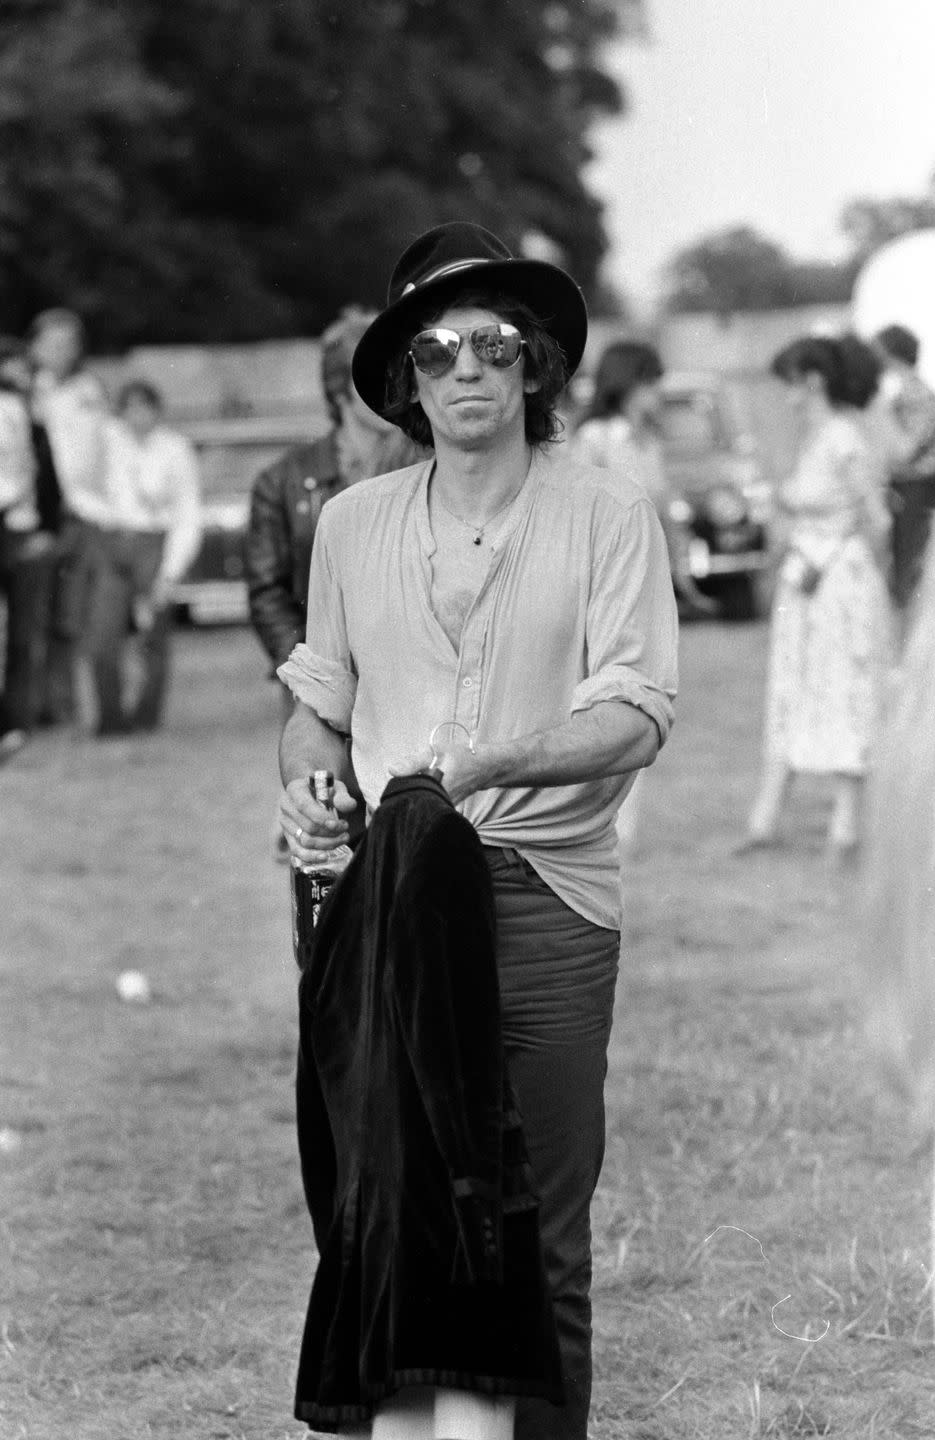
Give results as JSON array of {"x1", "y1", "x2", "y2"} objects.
[{"x1": 278, "y1": 776, "x2": 357, "y2": 866}]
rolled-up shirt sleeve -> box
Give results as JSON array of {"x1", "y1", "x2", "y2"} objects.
[
  {"x1": 570, "y1": 494, "x2": 678, "y2": 744},
  {"x1": 276, "y1": 512, "x2": 357, "y2": 733}
]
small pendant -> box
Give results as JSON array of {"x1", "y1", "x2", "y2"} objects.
[{"x1": 473, "y1": 534, "x2": 482, "y2": 546}]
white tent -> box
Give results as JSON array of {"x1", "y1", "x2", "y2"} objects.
[{"x1": 852, "y1": 229, "x2": 935, "y2": 387}]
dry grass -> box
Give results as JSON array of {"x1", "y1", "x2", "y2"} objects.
[{"x1": 1, "y1": 621, "x2": 934, "y2": 1438}]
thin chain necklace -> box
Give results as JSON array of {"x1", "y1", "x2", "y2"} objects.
[{"x1": 434, "y1": 479, "x2": 526, "y2": 546}]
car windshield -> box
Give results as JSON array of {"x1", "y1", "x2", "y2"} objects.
[
  {"x1": 193, "y1": 440, "x2": 294, "y2": 500},
  {"x1": 660, "y1": 392, "x2": 726, "y2": 456}
]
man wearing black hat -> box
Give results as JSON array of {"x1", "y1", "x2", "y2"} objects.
[{"x1": 277, "y1": 224, "x2": 679, "y2": 1439}]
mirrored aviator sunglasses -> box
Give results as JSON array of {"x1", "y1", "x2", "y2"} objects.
[{"x1": 409, "y1": 323, "x2": 524, "y2": 377}]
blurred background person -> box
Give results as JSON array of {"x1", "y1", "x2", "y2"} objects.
[
  {"x1": 28, "y1": 307, "x2": 111, "y2": 725},
  {"x1": 862, "y1": 525, "x2": 935, "y2": 1124},
  {"x1": 573, "y1": 340, "x2": 670, "y2": 859},
  {"x1": 572, "y1": 338, "x2": 714, "y2": 614},
  {"x1": 82, "y1": 380, "x2": 202, "y2": 735},
  {"x1": 0, "y1": 338, "x2": 56, "y2": 762},
  {"x1": 573, "y1": 340, "x2": 668, "y2": 500},
  {"x1": 871, "y1": 323, "x2": 935, "y2": 616},
  {"x1": 245, "y1": 308, "x2": 423, "y2": 859},
  {"x1": 570, "y1": 339, "x2": 699, "y2": 856},
  {"x1": 742, "y1": 334, "x2": 892, "y2": 859}
]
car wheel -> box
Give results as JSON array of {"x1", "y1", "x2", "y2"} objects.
[{"x1": 718, "y1": 574, "x2": 760, "y2": 622}]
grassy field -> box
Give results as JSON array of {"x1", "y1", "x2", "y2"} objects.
[{"x1": 1, "y1": 621, "x2": 933, "y2": 1439}]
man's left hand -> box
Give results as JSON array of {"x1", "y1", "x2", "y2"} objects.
[{"x1": 388, "y1": 740, "x2": 490, "y2": 805}]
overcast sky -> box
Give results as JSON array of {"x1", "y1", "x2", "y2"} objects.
[{"x1": 586, "y1": 0, "x2": 935, "y2": 311}]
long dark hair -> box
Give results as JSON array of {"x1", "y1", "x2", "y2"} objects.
[
  {"x1": 771, "y1": 333, "x2": 881, "y2": 411},
  {"x1": 582, "y1": 340, "x2": 663, "y2": 423},
  {"x1": 382, "y1": 288, "x2": 569, "y2": 448}
]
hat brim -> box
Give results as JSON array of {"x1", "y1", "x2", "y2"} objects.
[{"x1": 351, "y1": 258, "x2": 588, "y2": 419}]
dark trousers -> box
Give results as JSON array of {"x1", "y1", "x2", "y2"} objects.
[
  {"x1": 484, "y1": 847, "x2": 619, "y2": 1440},
  {"x1": 0, "y1": 523, "x2": 55, "y2": 733},
  {"x1": 84, "y1": 527, "x2": 171, "y2": 732},
  {"x1": 43, "y1": 514, "x2": 101, "y2": 722},
  {"x1": 889, "y1": 474, "x2": 935, "y2": 611}
]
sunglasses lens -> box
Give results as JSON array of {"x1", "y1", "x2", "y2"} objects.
[
  {"x1": 470, "y1": 325, "x2": 523, "y2": 367},
  {"x1": 410, "y1": 329, "x2": 460, "y2": 376}
]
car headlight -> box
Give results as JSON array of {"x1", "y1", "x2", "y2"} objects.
[
  {"x1": 738, "y1": 479, "x2": 774, "y2": 526},
  {"x1": 667, "y1": 496, "x2": 694, "y2": 525},
  {"x1": 703, "y1": 485, "x2": 747, "y2": 527}
]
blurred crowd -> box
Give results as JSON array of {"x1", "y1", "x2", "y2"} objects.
[
  {"x1": 3, "y1": 299, "x2": 935, "y2": 881},
  {"x1": 0, "y1": 308, "x2": 202, "y2": 760},
  {"x1": 569, "y1": 321, "x2": 935, "y2": 860}
]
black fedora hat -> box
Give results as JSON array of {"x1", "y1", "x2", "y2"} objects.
[{"x1": 351, "y1": 221, "x2": 588, "y2": 418}]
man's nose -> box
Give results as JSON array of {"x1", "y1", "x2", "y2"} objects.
[{"x1": 452, "y1": 337, "x2": 483, "y2": 378}]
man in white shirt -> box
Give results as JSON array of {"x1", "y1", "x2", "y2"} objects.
[
  {"x1": 28, "y1": 307, "x2": 110, "y2": 723},
  {"x1": 277, "y1": 223, "x2": 678, "y2": 1440},
  {"x1": 84, "y1": 380, "x2": 202, "y2": 734}
]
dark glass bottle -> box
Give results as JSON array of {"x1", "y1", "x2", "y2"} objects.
[{"x1": 290, "y1": 770, "x2": 353, "y2": 969}]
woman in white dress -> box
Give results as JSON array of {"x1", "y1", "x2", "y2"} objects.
[{"x1": 744, "y1": 334, "x2": 893, "y2": 858}]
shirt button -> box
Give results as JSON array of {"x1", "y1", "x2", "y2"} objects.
[
  {"x1": 303, "y1": 476, "x2": 318, "y2": 491},
  {"x1": 462, "y1": 677, "x2": 473, "y2": 689},
  {"x1": 297, "y1": 501, "x2": 310, "y2": 514}
]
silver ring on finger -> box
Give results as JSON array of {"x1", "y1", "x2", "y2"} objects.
[{"x1": 295, "y1": 826, "x2": 305, "y2": 844}]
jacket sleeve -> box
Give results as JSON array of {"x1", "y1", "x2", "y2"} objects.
[
  {"x1": 245, "y1": 462, "x2": 305, "y2": 667},
  {"x1": 389, "y1": 816, "x2": 505, "y2": 1285}
]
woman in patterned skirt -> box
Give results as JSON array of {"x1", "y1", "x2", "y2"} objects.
[{"x1": 743, "y1": 334, "x2": 893, "y2": 859}]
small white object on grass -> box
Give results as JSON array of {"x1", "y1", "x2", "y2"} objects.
[
  {"x1": 0, "y1": 1128, "x2": 24, "y2": 1155},
  {"x1": 116, "y1": 970, "x2": 151, "y2": 1004}
]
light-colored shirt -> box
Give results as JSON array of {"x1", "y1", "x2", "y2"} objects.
[
  {"x1": 781, "y1": 413, "x2": 890, "y2": 566},
  {"x1": 278, "y1": 446, "x2": 678, "y2": 929},
  {"x1": 104, "y1": 420, "x2": 203, "y2": 583},
  {"x1": 0, "y1": 391, "x2": 38, "y2": 530},
  {"x1": 573, "y1": 415, "x2": 669, "y2": 506},
  {"x1": 32, "y1": 369, "x2": 110, "y2": 524}
]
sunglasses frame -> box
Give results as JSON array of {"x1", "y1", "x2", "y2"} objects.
[{"x1": 408, "y1": 322, "x2": 525, "y2": 377}]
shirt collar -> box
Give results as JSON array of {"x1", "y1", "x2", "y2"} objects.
[{"x1": 414, "y1": 449, "x2": 544, "y2": 558}]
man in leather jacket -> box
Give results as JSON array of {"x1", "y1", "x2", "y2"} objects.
[
  {"x1": 245, "y1": 308, "x2": 422, "y2": 857},
  {"x1": 245, "y1": 308, "x2": 421, "y2": 674}
]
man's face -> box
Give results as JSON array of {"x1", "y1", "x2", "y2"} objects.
[
  {"x1": 31, "y1": 321, "x2": 82, "y2": 381},
  {"x1": 411, "y1": 304, "x2": 535, "y2": 451},
  {"x1": 121, "y1": 395, "x2": 160, "y2": 441}
]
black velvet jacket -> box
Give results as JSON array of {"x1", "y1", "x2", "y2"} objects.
[{"x1": 294, "y1": 775, "x2": 563, "y2": 1431}]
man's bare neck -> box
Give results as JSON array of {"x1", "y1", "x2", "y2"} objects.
[{"x1": 431, "y1": 434, "x2": 533, "y2": 518}]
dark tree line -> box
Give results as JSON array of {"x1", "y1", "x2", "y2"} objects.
[
  {"x1": 663, "y1": 177, "x2": 935, "y2": 316},
  {"x1": 0, "y1": 0, "x2": 639, "y2": 346}
]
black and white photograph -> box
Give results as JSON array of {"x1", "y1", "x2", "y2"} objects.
[{"x1": 3, "y1": 3, "x2": 935, "y2": 1437}]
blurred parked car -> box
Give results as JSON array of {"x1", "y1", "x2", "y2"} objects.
[
  {"x1": 566, "y1": 367, "x2": 774, "y2": 620},
  {"x1": 172, "y1": 416, "x2": 317, "y2": 624},
  {"x1": 658, "y1": 373, "x2": 773, "y2": 620}
]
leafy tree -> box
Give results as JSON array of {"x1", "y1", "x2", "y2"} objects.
[
  {"x1": 662, "y1": 171, "x2": 935, "y2": 318},
  {"x1": 662, "y1": 224, "x2": 861, "y2": 316},
  {"x1": 0, "y1": 0, "x2": 641, "y2": 345},
  {"x1": 662, "y1": 226, "x2": 800, "y2": 315},
  {"x1": 840, "y1": 178, "x2": 935, "y2": 262}
]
